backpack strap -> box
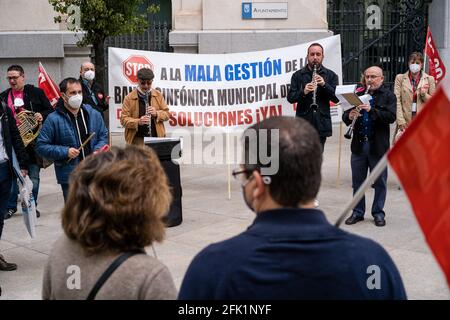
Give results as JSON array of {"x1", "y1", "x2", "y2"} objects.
[{"x1": 87, "y1": 250, "x2": 145, "y2": 300}]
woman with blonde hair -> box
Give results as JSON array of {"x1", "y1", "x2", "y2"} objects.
[
  {"x1": 42, "y1": 145, "x2": 177, "y2": 299},
  {"x1": 394, "y1": 52, "x2": 436, "y2": 140}
]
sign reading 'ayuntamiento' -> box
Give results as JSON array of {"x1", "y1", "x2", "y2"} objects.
[{"x1": 242, "y1": 2, "x2": 288, "y2": 19}]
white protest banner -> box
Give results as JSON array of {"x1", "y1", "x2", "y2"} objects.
[{"x1": 108, "y1": 35, "x2": 343, "y2": 134}]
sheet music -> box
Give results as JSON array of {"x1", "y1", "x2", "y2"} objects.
[
  {"x1": 335, "y1": 84, "x2": 357, "y2": 95},
  {"x1": 359, "y1": 94, "x2": 372, "y2": 105},
  {"x1": 335, "y1": 84, "x2": 368, "y2": 112}
]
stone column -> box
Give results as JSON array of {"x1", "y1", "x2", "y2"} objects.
[
  {"x1": 170, "y1": 0, "x2": 332, "y2": 54},
  {"x1": 429, "y1": 0, "x2": 450, "y2": 71},
  {"x1": 170, "y1": 0, "x2": 203, "y2": 53}
]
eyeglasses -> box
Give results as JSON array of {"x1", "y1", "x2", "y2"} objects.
[
  {"x1": 6, "y1": 76, "x2": 22, "y2": 81},
  {"x1": 232, "y1": 168, "x2": 272, "y2": 187},
  {"x1": 232, "y1": 168, "x2": 253, "y2": 186}
]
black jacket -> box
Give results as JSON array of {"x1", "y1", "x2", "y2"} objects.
[
  {"x1": 342, "y1": 84, "x2": 396, "y2": 157},
  {"x1": 0, "y1": 85, "x2": 53, "y2": 164},
  {"x1": 287, "y1": 65, "x2": 339, "y2": 137},
  {"x1": 80, "y1": 77, "x2": 108, "y2": 115},
  {"x1": 0, "y1": 85, "x2": 53, "y2": 119},
  {"x1": 0, "y1": 101, "x2": 29, "y2": 173}
]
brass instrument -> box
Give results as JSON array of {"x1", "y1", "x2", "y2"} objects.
[
  {"x1": 17, "y1": 110, "x2": 42, "y2": 146},
  {"x1": 310, "y1": 64, "x2": 318, "y2": 111},
  {"x1": 344, "y1": 85, "x2": 370, "y2": 140}
]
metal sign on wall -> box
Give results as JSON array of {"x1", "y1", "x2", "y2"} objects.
[{"x1": 242, "y1": 2, "x2": 288, "y2": 19}]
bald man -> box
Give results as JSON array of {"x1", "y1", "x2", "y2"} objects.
[
  {"x1": 79, "y1": 62, "x2": 109, "y2": 118},
  {"x1": 342, "y1": 66, "x2": 396, "y2": 227}
]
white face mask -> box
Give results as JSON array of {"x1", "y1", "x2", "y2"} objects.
[
  {"x1": 13, "y1": 97, "x2": 24, "y2": 108},
  {"x1": 409, "y1": 63, "x2": 421, "y2": 74},
  {"x1": 67, "y1": 94, "x2": 83, "y2": 109},
  {"x1": 83, "y1": 70, "x2": 95, "y2": 81}
]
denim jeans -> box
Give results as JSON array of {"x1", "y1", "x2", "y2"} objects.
[
  {"x1": 61, "y1": 183, "x2": 69, "y2": 203},
  {"x1": 0, "y1": 160, "x2": 13, "y2": 239},
  {"x1": 319, "y1": 136, "x2": 326, "y2": 153},
  {"x1": 350, "y1": 141, "x2": 388, "y2": 218},
  {"x1": 7, "y1": 163, "x2": 40, "y2": 209}
]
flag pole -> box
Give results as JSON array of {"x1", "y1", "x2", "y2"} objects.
[
  {"x1": 39, "y1": 61, "x2": 60, "y2": 98},
  {"x1": 423, "y1": 27, "x2": 428, "y2": 74},
  {"x1": 422, "y1": 27, "x2": 429, "y2": 83},
  {"x1": 335, "y1": 154, "x2": 388, "y2": 227}
]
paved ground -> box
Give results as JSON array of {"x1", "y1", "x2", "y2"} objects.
[{"x1": 1, "y1": 125, "x2": 449, "y2": 300}]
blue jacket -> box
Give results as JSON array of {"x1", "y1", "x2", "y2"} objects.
[
  {"x1": 179, "y1": 208, "x2": 407, "y2": 300},
  {"x1": 36, "y1": 102, "x2": 108, "y2": 184}
]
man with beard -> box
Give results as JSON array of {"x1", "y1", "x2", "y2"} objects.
[{"x1": 287, "y1": 43, "x2": 339, "y2": 149}]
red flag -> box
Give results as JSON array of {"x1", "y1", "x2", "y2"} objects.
[
  {"x1": 424, "y1": 27, "x2": 446, "y2": 84},
  {"x1": 38, "y1": 62, "x2": 60, "y2": 108},
  {"x1": 388, "y1": 77, "x2": 450, "y2": 286}
]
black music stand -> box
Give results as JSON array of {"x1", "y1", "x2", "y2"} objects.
[{"x1": 144, "y1": 137, "x2": 182, "y2": 227}]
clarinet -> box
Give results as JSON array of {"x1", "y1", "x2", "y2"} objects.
[
  {"x1": 310, "y1": 64, "x2": 318, "y2": 112},
  {"x1": 144, "y1": 91, "x2": 152, "y2": 136},
  {"x1": 344, "y1": 85, "x2": 370, "y2": 140}
]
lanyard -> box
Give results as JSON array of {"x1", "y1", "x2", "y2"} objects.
[{"x1": 409, "y1": 72, "x2": 420, "y2": 102}]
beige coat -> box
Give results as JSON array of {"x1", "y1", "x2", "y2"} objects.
[
  {"x1": 42, "y1": 235, "x2": 177, "y2": 300},
  {"x1": 394, "y1": 71, "x2": 435, "y2": 127},
  {"x1": 120, "y1": 88, "x2": 170, "y2": 146}
]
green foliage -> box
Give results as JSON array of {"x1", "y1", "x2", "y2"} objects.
[{"x1": 49, "y1": 0, "x2": 160, "y2": 46}]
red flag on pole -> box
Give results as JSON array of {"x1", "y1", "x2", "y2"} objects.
[
  {"x1": 388, "y1": 76, "x2": 450, "y2": 286},
  {"x1": 424, "y1": 27, "x2": 447, "y2": 84},
  {"x1": 38, "y1": 62, "x2": 60, "y2": 108}
]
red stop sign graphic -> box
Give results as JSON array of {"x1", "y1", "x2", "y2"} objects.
[{"x1": 122, "y1": 55, "x2": 153, "y2": 84}]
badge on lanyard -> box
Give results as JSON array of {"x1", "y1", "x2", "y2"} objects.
[{"x1": 412, "y1": 102, "x2": 417, "y2": 112}]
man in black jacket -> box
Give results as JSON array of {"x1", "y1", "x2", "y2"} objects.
[
  {"x1": 0, "y1": 65, "x2": 53, "y2": 219},
  {"x1": 179, "y1": 116, "x2": 406, "y2": 300},
  {"x1": 287, "y1": 43, "x2": 339, "y2": 149},
  {"x1": 342, "y1": 66, "x2": 396, "y2": 227},
  {"x1": 79, "y1": 61, "x2": 109, "y2": 118},
  {"x1": 0, "y1": 100, "x2": 29, "y2": 271}
]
